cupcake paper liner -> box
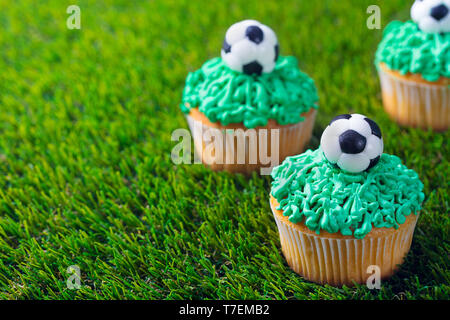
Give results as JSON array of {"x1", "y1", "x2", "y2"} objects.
[
  {"x1": 185, "y1": 108, "x2": 316, "y2": 174},
  {"x1": 270, "y1": 195, "x2": 419, "y2": 287},
  {"x1": 378, "y1": 63, "x2": 449, "y2": 131}
]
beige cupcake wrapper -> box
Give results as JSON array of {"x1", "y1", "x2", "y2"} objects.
[
  {"x1": 378, "y1": 64, "x2": 449, "y2": 131},
  {"x1": 185, "y1": 108, "x2": 316, "y2": 174},
  {"x1": 270, "y1": 196, "x2": 419, "y2": 286}
]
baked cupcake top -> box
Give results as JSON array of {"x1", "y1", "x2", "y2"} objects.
[
  {"x1": 270, "y1": 114, "x2": 424, "y2": 239},
  {"x1": 375, "y1": 1, "x2": 450, "y2": 82},
  {"x1": 180, "y1": 20, "x2": 318, "y2": 129}
]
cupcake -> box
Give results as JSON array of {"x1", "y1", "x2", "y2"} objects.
[
  {"x1": 375, "y1": 0, "x2": 450, "y2": 131},
  {"x1": 180, "y1": 20, "x2": 319, "y2": 174},
  {"x1": 270, "y1": 114, "x2": 425, "y2": 286}
]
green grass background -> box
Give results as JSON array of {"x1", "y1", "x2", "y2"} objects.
[{"x1": 0, "y1": 0, "x2": 448, "y2": 299}]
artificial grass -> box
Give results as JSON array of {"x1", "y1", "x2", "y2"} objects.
[{"x1": 0, "y1": 0, "x2": 448, "y2": 299}]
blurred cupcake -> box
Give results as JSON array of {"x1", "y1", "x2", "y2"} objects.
[
  {"x1": 375, "y1": 1, "x2": 450, "y2": 131},
  {"x1": 270, "y1": 114, "x2": 424, "y2": 286},
  {"x1": 180, "y1": 20, "x2": 318, "y2": 174}
]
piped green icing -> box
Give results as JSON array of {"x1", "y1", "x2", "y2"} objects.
[
  {"x1": 375, "y1": 20, "x2": 450, "y2": 82},
  {"x1": 180, "y1": 56, "x2": 318, "y2": 129},
  {"x1": 270, "y1": 148, "x2": 424, "y2": 239}
]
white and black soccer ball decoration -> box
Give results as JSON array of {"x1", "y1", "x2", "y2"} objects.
[
  {"x1": 221, "y1": 20, "x2": 279, "y2": 75},
  {"x1": 411, "y1": 0, "x2": 450, "y2": 33},
  {"x1": 320, "y1": 114, "x2": 384, "y2": 173}
]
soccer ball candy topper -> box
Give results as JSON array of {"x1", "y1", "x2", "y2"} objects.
[
  {"x1": 411, "y1": 0, "x2": 450, "y2": 33},
  {"x1": 320, "y1": 114, "x2": 383, "y2": 173},
  {"x1": 221, "y1": 20, "x2": 279, "y2": 75}
]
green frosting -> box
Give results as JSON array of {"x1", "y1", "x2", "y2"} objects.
[
  {"x1": 271, "y1": 149, "x2": 424, "y2": 239},
  {"x1": 180, "y1": 56, "x2": 318, "y2": 128},
  {"x1": 375, "y1": 20, "x2": 450, "y2": 82}
]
